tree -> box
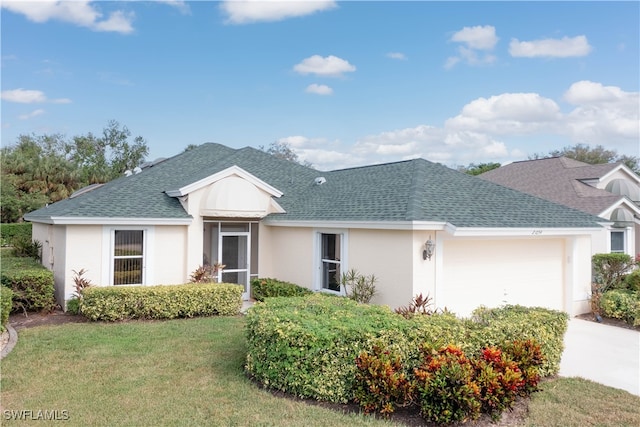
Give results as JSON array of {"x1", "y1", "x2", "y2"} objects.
[
  {"x1": 69, "y1": 120, "x2": 149, "y2": 183},
  {"x1": 530, "y1": 143, "x2": 639, "y2": 174},
  {"x1": 457, "y1": 162, "x2": 501, "y2": 176},
  {"x1": 1, "y1": 121, "x2": 149, "y2": 222},
  {"x1": 259, "y1": 141, "x2": 313, "y2": 167}
]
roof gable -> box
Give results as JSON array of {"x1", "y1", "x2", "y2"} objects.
[
  {"x1": 165, "y1": 165, "x2": 283, "y2": 198},
  {"x1": 479, "y1": 157, "x2": 628, "y2": 216}
]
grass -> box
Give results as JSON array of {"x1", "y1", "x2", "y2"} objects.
[
  {"x1": 1, "y1": 316, "x2": 394, "y2": 427},
  {"x1": 521, "y1": 377, "x2": 640, "y2": 427},
  {"x1": 1, "y1": 316, "x2": 639, "y2": 427}
]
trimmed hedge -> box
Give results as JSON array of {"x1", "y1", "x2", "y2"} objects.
[
  {"x1": 599, "y1": 289, "x2": 640, "y2": 327},
  {"x1": 0, "y1": 223, "x2": 31, "y2": 247},
  {"x1": 244, "y1": 295, "x2": 568, "y2": 403},
  {"x1": 1, "y1": 287, "x2": 14, "y2": 331},
  {"x1": 251, "y1": 278, "x2": 313, "y2": 301},
  {"x1": 466, "y1": 305, "x2": 569, "y2": 377},
  {"x1": 80, "y1": 283, "x2": 243, "y2": 321},
  {"x1": 0, "y1": 256, "x2": 55, "y2": 313}
]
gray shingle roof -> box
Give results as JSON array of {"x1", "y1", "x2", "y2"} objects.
[
  {"x1": 479, "y1": 157, "x2": 624, "y2": 216},
  {"x1": 25, "y1": 144, "x2": 604, "y2": 229}
]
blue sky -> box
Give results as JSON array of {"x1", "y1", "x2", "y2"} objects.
[{"x1": 2, "y1": 1, "x2": 639, "y2": 171}]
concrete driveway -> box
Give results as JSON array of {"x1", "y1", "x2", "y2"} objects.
[{"x1": 560, "y1": 318, "x2": 640, "y2": 396}]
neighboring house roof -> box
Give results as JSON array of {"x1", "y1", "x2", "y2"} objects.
[
  {"x1": 24, "y1": 144, "x2": 604, "y2": 229},
  {"x1": 478, "y1": 157, "x2": 635, "y2": 217}
]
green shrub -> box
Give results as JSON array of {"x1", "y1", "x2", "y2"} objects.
[
  {"x1": 11, "y1": 237, "x2": 42, "y2": 260},
  {"x1": 251, "y1": 278, "x2": 312, "y2": 301},
  {"x1": 468, "y1": 305, "x2": 568, "y2": 376},
  {"x1": 66, "y1": 297, "x2": 80, "y2": 315},
  {"x1": 1, "y1": 267, "x2": 56, "y2": 313},
  {"x1": 1, "y1": 287, "x2": 14, "y2": 331},
  {"x1": 80, "y1": 283, "x2": 243, "y2": 321},
  {"x1": 414, "y1": 345, "x2": 481, "y2": 424},
  {"x1": 0, "y1": 223, "x2": 31, "y2": 247},
  {"x1": 592, "y1": 253, "x2": 635, "y2": 293},
  {"x1": 245, "y1": 297, "x2": 567, "y2": 405},
  {"x1": 623, "y1": 270, "x2": 640, "y2": 292},
  {"x1": 245, "y1": 294, "x2": 407, "y2": 403},
  {"x1": 599, "y1": 290, "x2": 640, "y2": 326}
]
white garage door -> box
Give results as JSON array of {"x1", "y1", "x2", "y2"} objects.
[{"x1": 441, "y1": 238, "x2": 565, "y2": 317}]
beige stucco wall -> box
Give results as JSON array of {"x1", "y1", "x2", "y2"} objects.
[
  {"x1": 261, "y1": 226, "x2": 315, "y2": 288},
  {"x1": 153, "y1": 225, "x2": 189, "y2": 284},
  {"x1": 65, "y1": 226, "x2": 105, "y2": 301},
  {"x1": 348, "y1": 229, "x2": 417, "y2": 309},
  {"x1": 568, "y1": 235, "x2": 593, "y2": 315},
  {"x1": 32, "y1": 223, "x2": 68, "y2": 305}
]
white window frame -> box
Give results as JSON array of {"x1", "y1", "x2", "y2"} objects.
[
  {"x1": 102, "y1": 226, "x2": 154, "y2": 286},
  {"x1": 314, "y1": 229, "x2": 348, "y2": 295}
]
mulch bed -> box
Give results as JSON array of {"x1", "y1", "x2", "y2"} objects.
[{"x1": 575, "y1": 312, "x2": 640, "y2": 331}]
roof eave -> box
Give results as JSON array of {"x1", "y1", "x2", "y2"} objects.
[
  {"x1": 23, "y1": 216, "x2": 193, "y2": 226},
  {"x1": 262, "y1": 219, "x2": 448, "y2": 231}
]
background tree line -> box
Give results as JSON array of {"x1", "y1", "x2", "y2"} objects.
[
  {"x1": 1, "y1": 120, "x2": 148, "y2": 223},
  {"x1": 2, "y1": 126, "x2": 637, "y2": 224}
]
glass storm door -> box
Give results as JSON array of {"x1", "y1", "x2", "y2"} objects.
[{"x1": 220, "y1": 233, "x2": 250, "y2": 300}]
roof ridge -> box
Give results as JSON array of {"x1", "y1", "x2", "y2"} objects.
[
  {"x1": 406, "y1": 160, "x2": 426, "y2": 220},
  {"x1": 329, "y1": 158, "x2": 419, "y2": 173}
]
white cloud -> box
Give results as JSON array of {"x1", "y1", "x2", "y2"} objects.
[
  {"x1": 451, "y1": 25, "x2": 499, "y2": 50},
  {"x1": 305, "y1": 83, "x2": 333, "y2": 95},
  {"x1": 293, "y1": 55, "x2": 356, "y2": 77},
  {"x1": 446, "y1": 25, "x2": 498, "y2": 68},
  {"x1": 445, "y1": 93, "x2": 562, "y2": 134},
  {"x1": 563, "y1": 81, "x2": 639, "y2": 142},
  {"x1": 1, "y1": 88, "x2": 71, "y2": 104},
  {"x1": 386, "y1": 52, "x2": 407, "y2": 60},
  {"x1": 509, "y1": 35, "x2": 591, "y2": 58},
  {"x1": 18, "y1": 109, "x2": 46, "y2": 120},
  {"x1": 282, "y1": 81, "x2": 637, "y2": 170},
  {"x1": 1, "y1": 0, "x2": 134, "y2": 34},
  {"x1": 220, "y1": 0, "x2": 336, "y2": 24}
]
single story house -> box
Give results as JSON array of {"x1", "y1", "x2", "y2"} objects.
[
  {"x1": 24, "y1": 143, "x2": 606, "y2": 317},
  {"x1": 479, "y1": 157, "x2": 640, "y2": 258}
]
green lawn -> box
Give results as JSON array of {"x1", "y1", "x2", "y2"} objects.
[{"x1": 1, "y1": 316, "x2": 639, "y2": 426}]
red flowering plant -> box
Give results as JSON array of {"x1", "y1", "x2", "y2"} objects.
[
  {"x1": 353, "y1": 345, "x2": 415, "y2": 415},
  {"x1": 414, "y1": 344, "x2": 482, "y2": 424}
]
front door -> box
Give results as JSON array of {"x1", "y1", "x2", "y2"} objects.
[{"x1": 220, "y1": 232, "x2": 250, "y2": 300}]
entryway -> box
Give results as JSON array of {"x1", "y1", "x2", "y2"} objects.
[{"x1": 203, "y1": 221, "x2": 259, "y2": 300}]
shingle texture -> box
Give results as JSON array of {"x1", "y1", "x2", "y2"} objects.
[
  {"x1": 25, "y1": 144, "x2": 603, "y2": 229},
  {"x1": 479, "y1": 157, "x2": 624, "y2": 216}
]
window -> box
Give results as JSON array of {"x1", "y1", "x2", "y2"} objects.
[
  {"x1": 610, "y1": 230, "x2": 625, "y2": 253},
  {"x1": 113, "y1": 230, "x2": 144, "y2": 285},
  {"x1": 321, "y1": 233, "x2": 341, "y2": 291}
]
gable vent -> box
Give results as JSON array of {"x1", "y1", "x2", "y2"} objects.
[{"x1": 314, "y1": 177, "x2": 327, "y2": 185}]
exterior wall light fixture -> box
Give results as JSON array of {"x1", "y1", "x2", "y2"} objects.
[{"x1": 423, "y1": 236, "x2": 435, "y2": 260}]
